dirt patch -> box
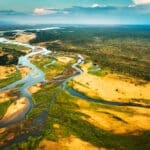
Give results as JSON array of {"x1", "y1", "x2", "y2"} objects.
[
  {"x1": 38, "y1": 135, "x2": 101, "y2": 150},
  {"x1": 28, "y1": 83, "x2": 42, "y2": 94},
  {"x1": 0, "y1": 97, "x2": 28, "y2": 122}
]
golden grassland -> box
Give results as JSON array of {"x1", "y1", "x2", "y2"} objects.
[
  {"x1": 14, "y1": 33, "x2": 36, "y2": 43},
  {"x1": 0, "y1": 97, "x2": 28, "y2": 123},
  {"x1": 38, "y1": 135, "x2": 100, "y2": 150},
  {"x1": 0, "y1": 44, "x2": 149, "y2": 149},
  {"x1": 71, "y1": 62, "x2": 150, "y2": 103},
  {"x1": 66, "y1": 62, "x2": 150, "y2": 136},
  {"x1": 0, "y1": 66, "x2": 16, "y2": 80}
]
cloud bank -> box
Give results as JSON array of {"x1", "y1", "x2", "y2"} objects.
[
  {"x1": 34, "y1": 8, "x2": 57, "y2": 15},
  {"x1": 133, "y1": 0, "x2": 150, "y2": 5},
  {"x1": 91, "y1": 4, "x2": 100, "y2": 8},
  {"x1": 91, "y1": 3, "x2": 106, "y2": 8},
  {"x1": 0, "y1": 3, "x2": 150, "y2": 25}
]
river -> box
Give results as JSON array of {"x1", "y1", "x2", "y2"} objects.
[
  {"x1": 0, "y1": 35, "x2": 148, "y2": 128},
  {"x1": 0, "y1": 37, "x2": 51, "y2": 126},
  {"x1": 0, "y1": 37, "x2": 85, "y2": 127}
]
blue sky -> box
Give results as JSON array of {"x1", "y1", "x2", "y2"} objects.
[
  {"x1": 0, "y1": 0, "x2": 150, "y2": 24},
  {"x1": 0, "y1": 0, "x2": 133, "y2": 12}
]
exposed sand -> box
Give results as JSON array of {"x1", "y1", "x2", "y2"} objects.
[
  {"x1": 0, "y1": 97, "x2": 28, "y2": 122},
  {"x1": 28, "y1": 83, "x2": 42, "y2": 94},
  {"x1": 19, "y1": 66, "x2": 31, "y2": 78},
  {"x1": 15, "y1": 33, "x2": 36, "y2": 43},
  {"x1": 0, "y1": 66, "x2": 16, "y2": 79},
  {"x1": 80, "y1": 107, "x2": 150, "y2": 134},
  {"x1": 53, "y1": 123, "x2": 60, "y2": 129},
  {"x1": 72, "y1": 63, "x2": 150, "y2": 102},
  {"x1": 0, "y1": 127, "x2": 6, "y2": 134},
  {"x1": 0, "y1": 91, "x2": 10, "y2": 103},
  {"x1": 38, "y1": 136, "x2": 101, "y2": 150},
  {"x1": 0, "y1": 89, "x2": 19, "y2": 103},
  {"x1": 57, "y1": 56, "x2": 74, "y2": 64},
  {"x1": 74, "y1": 97, "x2": 150, "y2": 134}
]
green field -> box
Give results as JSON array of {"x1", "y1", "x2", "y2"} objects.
[
  {"x1": 0, "y1": 71, "x2": 21, "y2": 88},
  {"x1": 0, "y1": 101, "x2": 11, "y2": 119}
]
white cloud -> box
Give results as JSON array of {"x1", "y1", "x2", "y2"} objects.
[
  {"x1": 133, "y1": 0, "x2": 150, "y2": 5},
  {"x1": 34, "y1": 8, "x2": 57, "y2": 15},
  {"x1": 91, "y1": 3, "x2": 100, "y2": 8},
  {"x1": 128, "y1": 4, "x2": 136, "y2": 7},
  {"x1": 62, "y1": 11, "x2": 69, "y2": 14},
  {"x1": 91, "y1": 3, "x2": 106, "y2": 8}
]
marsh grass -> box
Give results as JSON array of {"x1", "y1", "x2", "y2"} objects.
[
  {"x1": 0, "y1": 71, "x2": 21, "y2": 88},
  {"x1": 0, "y1": 100, "x2": 11, "y2": 119}
]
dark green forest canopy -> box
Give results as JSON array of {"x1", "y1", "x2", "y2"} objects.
[{"x1": 30, "y1": 26, "x2": 150, "y2": 81}]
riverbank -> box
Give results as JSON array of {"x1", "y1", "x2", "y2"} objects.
[
  {"x1": 0, "y1": 37, "x2": 49, "y2": 127},
  {"x1": 38, "y1": 135, "x2": 100, "y2": 150},
  {"x1": 0, "y1": 97, "x2": 28, "y2": 126}
]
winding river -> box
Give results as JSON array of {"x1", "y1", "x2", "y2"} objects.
[
  {"x1": 0, "y1": 34, "x2": 149, "y2": 128},
  {"x1": 0, "y1": 37, "x2": 85, "y2": 127},
  {"x1": 0, "y1": 37, "x2": 51, "y2": 127}
]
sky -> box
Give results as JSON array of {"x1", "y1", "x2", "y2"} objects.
[
  {"x1": 0, "y1": 0, "x2": 150, "y2": 24},
  {"x1": 0, "y1": 0, "x2": 133, "y2": 12}
]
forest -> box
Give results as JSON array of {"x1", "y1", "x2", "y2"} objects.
[{"x1": 30, "y1": 25, "x2": 150, "y2": 80}]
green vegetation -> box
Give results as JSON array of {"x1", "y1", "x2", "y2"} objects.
[
  {"x1": 30, "y1": 26, "x2": 150, "y2": 80},
  {"x1": 0, "y1": 71, "x2": 21, "y2": 88},
  {"x1": 68, "y1": 80, "x2": 89, "y2": 89},
  {"x1": 0, "y1": 43, "x2": 27, "y2": 52},
  {"x1": 6, "y1": 82, "x2": 149, "y2": 150},
  {"x1": 31, "y1": 56, "x2": 63, "y2": 80},
  {"x1": 91, "y1": 102, "x2": 133, "y2": 114},
  {"x1": 0, "y1": 26, "x2": 149, "y2": 150},
  {"x1": 0, "y1": 101, "x2": 11, "y2": 119},
  {"x1": 3, "y1": 32, "x2": 16, "y2": 38},
  {"x1": 30, "y1": 55, "x2": 55, "y2": 70},
  {"x1": 88, "y1": 65, "x2": 102, "y2": 76},
  {"x1": 0, "y1": 43, "x2": 27, "y2": 65},
  {"x1": 0, "y1": 32, "x2": 3, "y2": 37},
  {"x1": 9, "y1": 136, "x2": 42, "y2": 150},
  {"x1": 31, "y1": 55, "x2": 74, "y2": 80}
]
